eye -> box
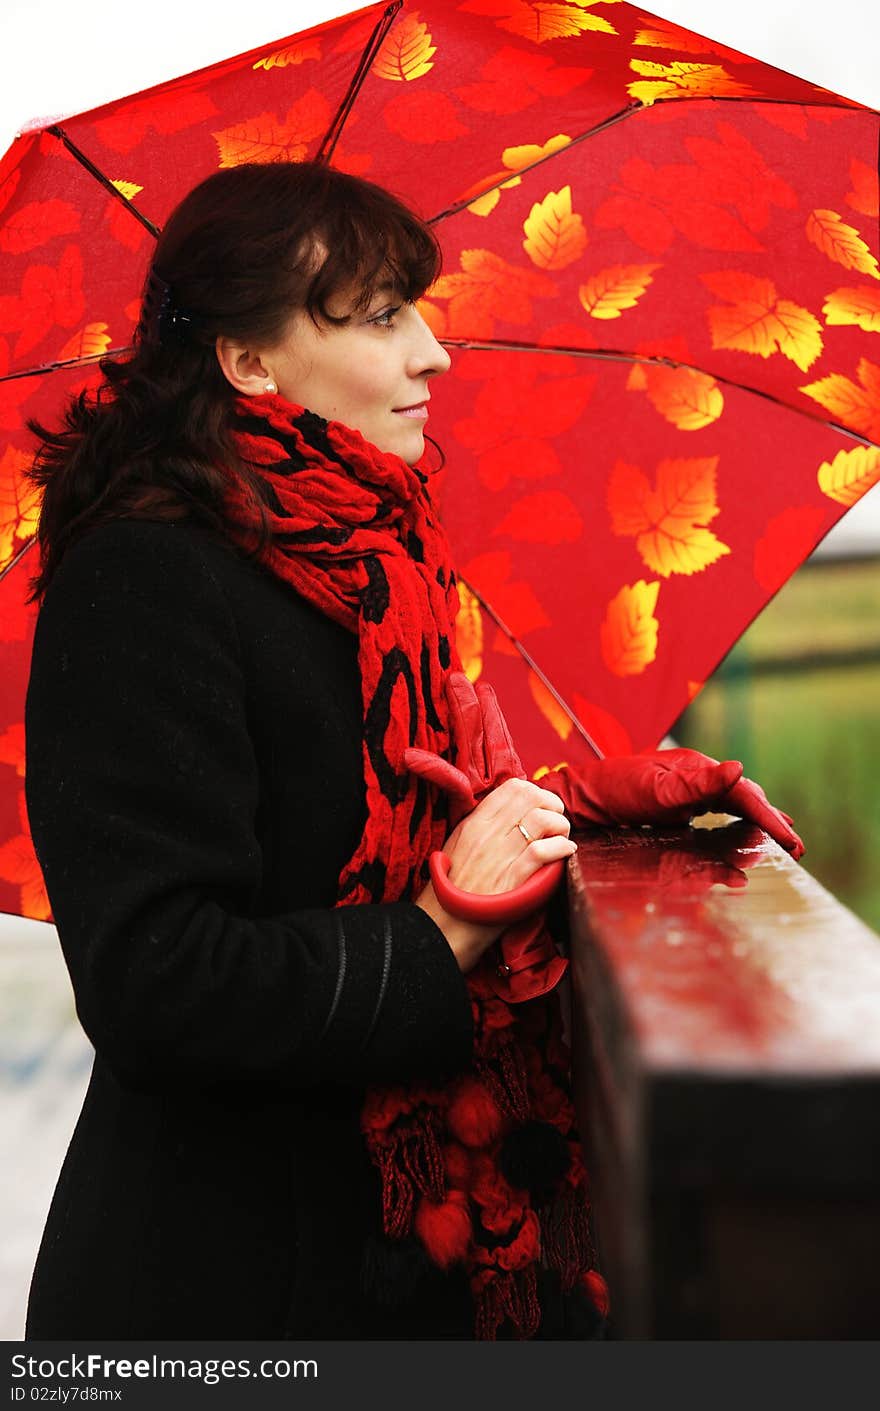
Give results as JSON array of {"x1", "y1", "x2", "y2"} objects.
[{"x1": 369, "y1": 303, "x2": 403, "y2": 329}]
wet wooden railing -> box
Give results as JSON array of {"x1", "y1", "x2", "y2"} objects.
[{"x1": 566, "y1": 819, "x2": 880, "y2": 1339}]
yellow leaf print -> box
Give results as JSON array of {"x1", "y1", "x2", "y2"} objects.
[
  {"x1": 822, "y1": 285, "x2": 880, "y2": 332},
  {"x1": 800, "y1": 359, "x2": 880, "y2": 439},
  {"x1": 455, "y1": 582, "x2": 484, "y2": 683},
  {"x1": 806, "y1": 210, "x2": 880, "y2": 281},
  {"x1": 253, "y1": 40, "x2": 321, "y2": 70},
  {"x1": 58, "y1": 323, "x2": 112, "y2": 361},
  {"x1": 600, "y1": 580, "x2": 660, "y2": 677},
  {"x1": 578, "y1": 264, "x2": 660, "y2": 320},
  {"x1": 817, "y1": 446, "x2": 880, "y2": 507},
  {"x1": 528, "y1": 671, "x2": 573, "y2": 741},
  {"x1": 372, "y1": 12, "x2": 436, "y2": 81},
  {"x1": 461, "y1": 136, "x2": 571, "y2": 218},
  {"x1": 480, "y1": 1, "x2": 618, "y2": 46},
  {"x1": 523, "y1": 186, "x2": 588, "y2": 270},
  {"x1": 607, "y1": 457, "x2": 731, "y2": 578},
  {"x1": 627, "y1": 59, "x2": 758, "y2": 102},
  {"x1": 702, "y1": 271, "x2": 823, "y2": 371},
  {"x1": 110, "y1": 180, "x2": 143, "y2": 201},
  {"x1": 641, "y1": 365, "x2": 724, "y2": 430},
  {"x1": 0, "y1": 445, "x2": 39, "y2": 567}
]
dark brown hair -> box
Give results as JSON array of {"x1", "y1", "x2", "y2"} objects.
[{"x1": 24, "y1": 161, "x2": 443, "y2": 602}]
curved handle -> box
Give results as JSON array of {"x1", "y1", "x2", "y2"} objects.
[{"x1": 428, "y1": 850, "x2": 565, "y2": 925}]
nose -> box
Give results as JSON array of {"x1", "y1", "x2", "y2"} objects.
[{"x1": 408, "y1": 305, "x2": 451, "y2": 379}]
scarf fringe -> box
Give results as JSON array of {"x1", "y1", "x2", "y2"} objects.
[
  {"x1": 375, "y1": 1111, "x2": 446, "y2": 1239},
  {"x1": 474, "y1": 1265, "x2": 541, "y2": 1341},
  {"x1": 540, "y1": 1181, "x2": 594, "y2": 1293},
  {"x1": 475, "y1": 1031, "x2": 531, "y2": 1124}
]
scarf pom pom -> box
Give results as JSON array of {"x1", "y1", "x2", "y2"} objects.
[
  {"x1": 582, "y1": 1268, "x2": 611, "y2": 1319},
  {"x1": 414, "y1": 1189, "x2": 472, "y2": 1269},
  {"x1": 447, "y1": 1076, "x2": 504, "y2": 1148},
  {"x1": 498, "y1": 1119, "x2": 571, "y2": 1198},
  {"x1": 360, "y1": 1232, "x2": 433, "y2": 1307},
  {"x1": 443, "y1": 1141, "x2": 472, "y2": 1190}
]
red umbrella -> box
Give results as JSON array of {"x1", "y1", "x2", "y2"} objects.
[{"x1": 1, "y1": 0, "x2": 878, "y2": 921}]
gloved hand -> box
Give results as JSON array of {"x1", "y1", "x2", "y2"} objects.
[
  {"x1": 404, "y1": 671, "x2": 527, "y2": 824},
  {"x1": 540, "y1": 748, "x2": 804, "y2": 860}
]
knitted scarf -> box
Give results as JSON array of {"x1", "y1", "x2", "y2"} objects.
[{"x1": 223, "y1": 392, "x2": 608, "y2": 1340}]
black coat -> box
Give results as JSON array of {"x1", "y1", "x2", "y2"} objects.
[{"x1": 23, "y1": 517, "x2": 479, "y2": 1339}]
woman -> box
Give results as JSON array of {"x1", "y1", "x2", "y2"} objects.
[{"x1": 22, "y1": 160, "x2": 801, "y2": 1341}]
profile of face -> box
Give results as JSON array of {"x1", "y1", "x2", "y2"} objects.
[{"x1": 217, "y1": 273, "x2": 452, "y2": 466}]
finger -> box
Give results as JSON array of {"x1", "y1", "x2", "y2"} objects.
[
  {"x1": 723, "y1": 778, "x2": 805, "y2": 859},
  {"x1": 474, "y1": 681, "x2": 526, "y2": 787},
  {"x1": 506, "y1": 835, "x2": 578, "y2": 888},
  {"x1": 655, "y1": 758, "x2": 743, "y2": 812},
  {"x1": 445, "y1": 671, "x2": 488, "y2": 788},
  {"x1": 403, "y1": 747, "x2": 476, "y2": 805},
  {"x1": 514, "y1": 806, "x2": 571, "y2": 842}
]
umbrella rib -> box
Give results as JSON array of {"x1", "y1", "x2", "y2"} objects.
[
  {"x1": 46, "y1": 126, "x2": 161, "y2": 238},
  {"x1": 0, "y1": 537, "x2": 36, "y2": 586},
  {"x1": 0, "y1": 347, "x2": 133, "y2": 384},
  {"x1": 427, "y1": 103, "x2": 642, "y2": 227},
  {"x1": 458, "y1": 574, "x2": 605, "y2": 762},
  {"x1": 437, "y1": 338, "x2": 880, "y2": 451},
  {"x1": 317, "y1": 1, "x2": 404, "y2": 164}
]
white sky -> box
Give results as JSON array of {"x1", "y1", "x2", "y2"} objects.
[{"x1": 2, "y1": 0, "x2": 879, "y2": 551}]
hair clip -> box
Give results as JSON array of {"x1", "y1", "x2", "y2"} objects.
[{"x1": 141, "y1": 267, "x2": 195, "y2": 347}]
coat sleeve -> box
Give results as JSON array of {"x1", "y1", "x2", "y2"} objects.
[{"x1": 24, "y1": 521, "x2": 474, "y2": 1095}]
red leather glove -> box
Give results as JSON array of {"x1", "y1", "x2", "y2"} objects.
[
  {"x1": 404, "y1": 672, "x2": 567, "y2": 1000},
  {"x1": 540, "y1": 748, "x2": 804, "y2": 860}
]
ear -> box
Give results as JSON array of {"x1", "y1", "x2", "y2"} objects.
[{"x1": 215, "y1": 336, "x2": 273, "y2": 396}]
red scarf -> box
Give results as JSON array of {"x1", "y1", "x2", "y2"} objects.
[{"x1": 224, "y1": 392, "x2": 608, "y2": 1340}]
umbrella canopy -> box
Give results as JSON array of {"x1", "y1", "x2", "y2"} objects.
[{"x1": 1, "y1": 0, "x2": 878, "y2": 921}]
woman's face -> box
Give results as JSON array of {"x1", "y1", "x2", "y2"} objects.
[{"x1": 264, "y1": 281, "x2": 452, "y2": 465}]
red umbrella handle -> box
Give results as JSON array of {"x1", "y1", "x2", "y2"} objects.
[{"x1": 428, "y1": 850, "x2": 564, "y2": 925}]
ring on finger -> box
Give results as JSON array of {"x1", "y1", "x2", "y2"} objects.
[{"x1": 516, "y1": 817, "x2": 535, "y2": 844}]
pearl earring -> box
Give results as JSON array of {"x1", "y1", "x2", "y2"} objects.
[{"x1": 264, "y1": 380, "x2": 277, "y2": 395}]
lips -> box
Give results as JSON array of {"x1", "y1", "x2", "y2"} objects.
[{"x1": 393, "y1": 400, "x2": 429, "y2": 419}]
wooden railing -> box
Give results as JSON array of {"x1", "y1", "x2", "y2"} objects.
[{"x1": 566, "y1": 819, "x2": 880, "y2": 1339}]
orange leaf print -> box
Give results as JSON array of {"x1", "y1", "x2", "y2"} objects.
[
  {"x1": 817, "y1": 446, "x2": 880, "y2": 507},
  {"x1": 523, "y1": 186, "x2": 588, "y2": 270},
  {"x1": 846, "y1": 158, "x2": 879, "y2": 220},
  {"x1": 0, "y1": 792, "x2": 51, "y2": 921},
  {"x1": 253, "y1": 39, "x2": 321, "y2": 70},
  {"x1": 460, "y1": 550, "x2": 550, "y2": 654},
  {"x1": 800, "y1": 359, "x2": 880, "y2": 440},
  {"x1": 600, "y1": 580, "x2": 660, "y2": 677},
  {"x1": 822, "y1": 285, "x2": 880, "y2": 333},
  {"x1": 0, "y1": 198, "x2": 80, "y2": 254},
  {"x1": 455, "y1": 581, "x2": 484, "y2": 683},
  {"x1": 578, "y1": 264, "x2": 659, "y2": 320},
  {"x1": 213, "y1": 89, "x2": 330, "y2": 167},
  {"x1": 430, "y1": 250, "x2": 556, "y2": 338},
  {"x1": 372, "y1": 12, "x2": 436, "y2": 80},
  {"x1": 607, "y1": 457, "x2": 731, "y2": 578},
  {"x1": 632, "y1": 17, "x2": 749, "y2": 62},
  {"x1": 641, "y1": 365, "x2": 724, "y2": 430},
  {"x1": 528, "y1": 671, "x2": 573, "y2": 741},
  {"x1": 806, "y1": 210, "x2": 880, "y2": 281},
  {"x1": 701, "y1": 270, "x2": 823, "y2": 371},
  {"x1": 455, "y1": 45, "x2": 591, "y2": 117},
  {"x1": 58, "y1": 323, "x2": 112, "y2": 361},
  {"x1": 754, "y1": 506, "x2": 828, "y2": 594},
  {"x1": 494, "y1": 490, "x2": 583, "y2": 544},
  {"x1": 0, "y1": 723, "x2": 25, "y2": 774},
  {"x1": 627, "y1": 60, "x2": 757, "y2": 102},
  {"x1": 459, "y1": 136, "x2": 571, "y2": 217},
  {"x1": 0, "y1": 444, "x2": 39, "y2": 567},
  {"x1": 460, "y1": 1, "x2": 618, "y2": 44}
]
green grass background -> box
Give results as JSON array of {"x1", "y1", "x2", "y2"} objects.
[{"x1": 673, "y1": 558, "x2": 880, "y2": 933}]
